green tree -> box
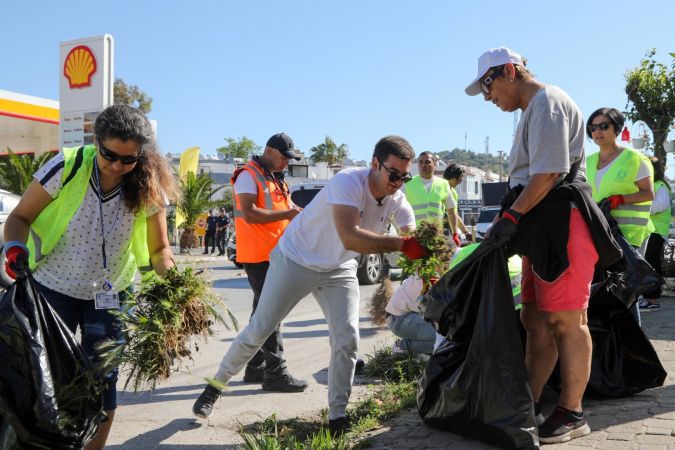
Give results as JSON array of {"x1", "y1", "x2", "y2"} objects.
[
  {"x1": 114, "y1": 78, "x2": 152, "y2": 113},
  {"x1": 624, "y1": 49, "x2": 675, "y2": 165},
  {"x1": 0, "y1": 149, "x2": 56, "y2": 195},
  {"x1": 216, "y1": 136, "x2": 260, "y2": 160},
  {"x1": 176, "y1": 171, "x2": 224, "y2": 252},
  {"x1": 309, "y1": 136, "x2": 349, "y2": 165}
]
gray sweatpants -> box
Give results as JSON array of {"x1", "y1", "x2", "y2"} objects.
[{"x1": 214, "y1": 246, "x2": 360, "y2": 419}]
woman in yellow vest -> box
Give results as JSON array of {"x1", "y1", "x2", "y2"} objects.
[
  {"x1": 586, "y1": 107, "x2": 654, "y2": 324},
  {"x1": 3, "y1": 105, "x2": 179, "y2": 450},
  {"x1": 640, "y1": 156, "x2": 671, "y2": 311}
]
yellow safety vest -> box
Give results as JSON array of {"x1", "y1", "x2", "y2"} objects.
[
  {"x1": 27, "y1": 145, "x2": 151, "y2": 286},
  {"x1": 651, "y1": 180, "x2": 671, "y2": 238},
  {"x1": 587, "y1": 148, "x2": 654, "y2": 247},
  {"x1": 405, "y1": 176, "x2": 450, "y2": 227}
]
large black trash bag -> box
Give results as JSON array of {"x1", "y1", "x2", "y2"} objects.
[
  {"x1": 586, "y1": 283, "x2": 666, "y2": 397},
  {"x1": 597, "y1": 200, "x2": 663, "y2": 307},
  {"x1": 0, "y1": 275, "x2": 106, "y2": 449},
  {"x1": 418, "y1": 241, "x2": 538, "y2": 449},
  {"x1": 546, "y1": 282, "x2": 666, "y2": 398}
]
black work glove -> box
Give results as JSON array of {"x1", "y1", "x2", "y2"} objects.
[{"x1": 487, "y1": 210, "x2": 519, "y2": 247}]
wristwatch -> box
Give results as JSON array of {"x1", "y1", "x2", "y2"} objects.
[{"x1": 506, "y1": 208, "x2": 523, "y2": 222}]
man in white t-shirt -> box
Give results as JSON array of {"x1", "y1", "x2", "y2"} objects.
[{"x1": 193, "y1": 135, "x2": 427, "y2": 435}]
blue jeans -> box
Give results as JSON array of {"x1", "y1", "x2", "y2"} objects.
[
  {"x1": 35, "y1": 282, "x2": 126, "y2": 411},
  {"x1": 386, "y1": 312, "x2": 436, "y2": 355}
]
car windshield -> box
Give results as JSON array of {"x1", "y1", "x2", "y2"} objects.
[
  {"x1": 477, "y1": 209, "x2": 500, "y2": 223},
  {"x1": 290, "y1": 187, "x2": 323, "y2": 208}
]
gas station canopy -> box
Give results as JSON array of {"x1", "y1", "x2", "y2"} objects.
[{"x1": 0, "y1": 89, "x2": 59, "y2": 155}]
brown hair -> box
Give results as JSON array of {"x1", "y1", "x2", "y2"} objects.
[
  {"x1": 372, "y1": 135, "x2": 415, "y2": 162},
  {"x1": 95, "y1": 105, "x2": 179, "y2": 213}
]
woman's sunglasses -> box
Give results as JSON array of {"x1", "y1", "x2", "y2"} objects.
[
  {"x1": 379, "y1": 160, "x2": 413, "y2": 184},
  {"x1": 97, "y1": 138, "x2": 143, "y2": 164},
  {"x1": 587, "y1": 122, "x2": 611, "y2": 133},
  {"x1": 481, "y1": 66, "x2": 505, "y2": 96}
]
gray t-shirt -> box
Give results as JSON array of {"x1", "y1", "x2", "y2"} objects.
[{"x1": 508, "y1": 85, "x2": 586, "y2": 188}]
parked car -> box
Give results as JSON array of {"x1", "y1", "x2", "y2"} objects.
[
  {"x1": 473, "y1": 206, "x2": 500, "y2": 242},
  {"x1": 289, "y1": 182, "x2": 400, "y2": 285},
  {"x1": 0, "y1": 189, "x2": 23, "y2": 287}
]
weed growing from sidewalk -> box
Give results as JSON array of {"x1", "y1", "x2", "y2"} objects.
[{"x1": 238, "y1": 346, "x2": 426, "y2": 449}]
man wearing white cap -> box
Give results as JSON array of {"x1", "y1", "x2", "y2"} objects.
[{"x1": 465, "y1": 47, "x2": 599, "y2": 444}]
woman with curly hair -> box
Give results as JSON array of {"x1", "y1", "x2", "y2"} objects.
[{"x1": 3, "y1": 104, "x2": 179, "y2": 449}]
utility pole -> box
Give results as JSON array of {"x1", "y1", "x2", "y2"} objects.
[
  {"x1": 464, "y1": 130, "x2": 467, "y2": 151},
  {"x1": 497, "y1": 150, "x2": 504, "y2": 182},
  {"x1": 485, "y1": 136, "x2": 489, "y2": 155}
]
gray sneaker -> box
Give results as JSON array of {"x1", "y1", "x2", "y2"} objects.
[
  {"x1": 538, "y1": 405, "x2": 590, "y2": 444},
  {"x1": 192, "y1": 385, "x2": 222, "y2": 419},
  {"x1": 262, "y1": 371, "x2": 308, "y2": 392}
]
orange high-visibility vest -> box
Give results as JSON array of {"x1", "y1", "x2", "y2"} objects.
[{"x1": 232, "y1": 160, "x2": 291, "y2": 263}]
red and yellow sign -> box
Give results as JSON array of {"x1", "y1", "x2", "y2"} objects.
[{"x1": 63, "y1": 45, "x2": 97, "y2": 89}]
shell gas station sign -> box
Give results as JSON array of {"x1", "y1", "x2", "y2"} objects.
[{"x1": 59, "y1": 35, "x2": 114, "y2": 150}]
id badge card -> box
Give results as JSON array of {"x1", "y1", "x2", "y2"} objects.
[{"x1": 94, "y1": 291, "x2": 120, "y2": 309}]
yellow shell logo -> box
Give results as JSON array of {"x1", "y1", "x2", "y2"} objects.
[{"x1": 64, "y1": 45, "x2": 97, "y2": 89}]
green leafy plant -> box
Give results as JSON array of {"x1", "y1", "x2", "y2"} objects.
[
  {"x1": 175, "y1": 171, "x2": 224, "y2": 251},
  {"x1": 99, "y1": 267, "x2": 237, "y2": 391},
  {"x1": 0, "y1": 148, "x2": 56, "y2": 195},
  {"x1": 309, "y1": 136, "x2": 348, "y2": 165},
  {"x1": 397, "y1": 221, "x2": 453, "y2": 292},
  {"x1": 624, "y1": 49, "x2": 675, "y2": 165}
]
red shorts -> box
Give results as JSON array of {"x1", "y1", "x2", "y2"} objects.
[{"x1": 521, "y1": 208, "x2": 598, "y2": 312}]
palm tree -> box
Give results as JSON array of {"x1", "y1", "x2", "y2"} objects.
[
  {"x1": 0, "y1": 149, "x2": 56, "y2": 195},
  {"x1": 175, "y1": 171, "x2": 224, "y2": 252},
  {"x1": 309, "y1": 136, "x2": 349, "y2": 166}
]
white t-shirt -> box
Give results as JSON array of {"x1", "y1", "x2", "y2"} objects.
[
  {"x1": 279, "y1": 168, "x2": 415, "y2": 270},
  {"x1": 385, "y1": 276, "x2": 424, "y2": 316},
  {"x1": 32, "y1": 153, "x2": 155, "y2": 300},
  {"x1": 233, "y1": 170, "x2": 258, "y2": 195}
]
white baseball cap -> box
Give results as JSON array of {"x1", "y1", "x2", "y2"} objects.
[{"x1": 465, "y1": 47, "x2": 525, "y2": 96}]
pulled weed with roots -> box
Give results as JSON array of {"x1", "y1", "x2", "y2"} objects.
[
  {"x1": 397, "y1": 221, "x2": 453, "y2": 290},
  {"x1": 99, "y1": 267, "x2": 238, "y2": 392},
  {"x1": 368, "y1": 276, "x2": 394, "y2": 326}
]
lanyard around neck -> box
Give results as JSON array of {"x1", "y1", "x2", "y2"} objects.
[{"x1": 92, "y1": 160, "x2": 121, "y2": 271}]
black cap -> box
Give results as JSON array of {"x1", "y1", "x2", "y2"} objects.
[{"x1": 266, "y1": 133, "x2": 301, "y2": 160}]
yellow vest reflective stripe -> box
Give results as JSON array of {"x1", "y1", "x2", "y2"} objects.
[
  {"x1": 450, "y1": 243, "x2": 522, "y2": 309},
  {"x1": 27, "y1": 145, "x2": 150, "y2": 285},
  {"x1": 651, "y1": 180, "x2": 671, "y2": 237},
  {"x1": 405, "y1": 176, "x2": 450, "y2": 227},
  {"x1": 587, "y1": 149, "x2": 654, "y2": 246}
]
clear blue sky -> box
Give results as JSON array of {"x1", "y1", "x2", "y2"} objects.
[{"x1": 2, "y1": 0, "x2": 674, "y2": 164}]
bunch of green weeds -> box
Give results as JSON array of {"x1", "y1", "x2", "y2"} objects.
[{"x1": 99, "y1": 267, "x2": 237, "y2": 391}]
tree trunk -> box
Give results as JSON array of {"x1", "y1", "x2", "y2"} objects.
[{"x1": 179, "y1": 228, "x2": 199, "y2": 253}]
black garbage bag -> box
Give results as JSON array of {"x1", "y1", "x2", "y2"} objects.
[
  {"x1": 0, "y1": 275, "x2": 106, "y2": 449},
  {"x1": 597, "y1": 200, "x2": 663, "y2": 307},
  {"x1": 548, "y1": 282, "x2": 666, "y2": 398},
  {"x1": 587, "y1": 283, "x2": 666, "y2": 397},
  {"x1": 418, "y1": 241, "x2": 538, "y2": 449}
]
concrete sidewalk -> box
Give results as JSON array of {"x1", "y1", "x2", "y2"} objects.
[{"x1": 364, "y1": 297, "x2": 675, "y2": 449}]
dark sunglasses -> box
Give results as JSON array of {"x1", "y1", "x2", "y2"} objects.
[
  {"x1": 480, "y1": 66, "x2": 505, "y2": 96},
  {"x1": 588, "y1": 122, "x2": 611, "y2": 133},
  {"x1": 97, "y1": 138, "x2": 143, "y2": 164},
  {"x1": 379, "y1": 160, "x2": 413, "y2": 184}
]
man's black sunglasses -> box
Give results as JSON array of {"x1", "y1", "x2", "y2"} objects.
[
  {"x1": 97, "y1": 138, "x2": 143, "y2": 164},
  {"x1": 379, "y1": 160, "x2": 413, "y2": 184}
]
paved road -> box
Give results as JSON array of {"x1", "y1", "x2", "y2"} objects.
[
  {"x1": 365, "y1": 296, "x2": 675, "y2": 449},
  {"x1": 107, "y1": 257, "x2": 394, "y2": 449}
]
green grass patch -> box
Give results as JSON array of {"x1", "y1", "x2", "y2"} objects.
[{"x1": 238, "y1": 346, "x2": 425, "y2": 449}]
